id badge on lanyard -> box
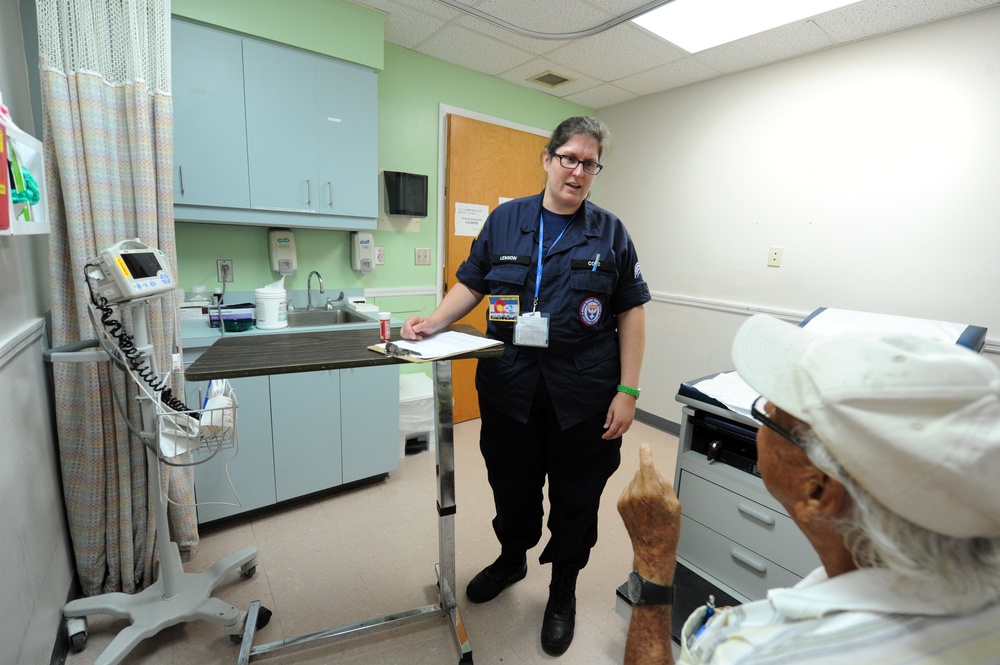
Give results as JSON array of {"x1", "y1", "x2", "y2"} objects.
[
  {"x1": 514, "y1": 311, "x2": 549, "y2": 347},
  {"x1": 513, "y1": 211, "x2": 571, "y2": 348}
]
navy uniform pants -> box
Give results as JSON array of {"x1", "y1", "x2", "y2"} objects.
[{"x1": 478, "y1": 374, "x2": 622, "y2": 571}]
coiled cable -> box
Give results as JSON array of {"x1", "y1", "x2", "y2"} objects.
[{"x1": 84, "y1": 263, "x2": 197, "y2": 418}]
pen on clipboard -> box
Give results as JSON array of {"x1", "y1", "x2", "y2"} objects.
[
  {"x1": 694, "y1": 594, "x2": 716, "y2": 639},
  {"x1": 592, "y1": 254, "x2": 600, "y2": 271}
]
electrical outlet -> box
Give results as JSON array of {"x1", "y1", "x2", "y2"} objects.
[
  {"x1": 767, "y1": 247, "x2": 783, "y2": 268},
  {"x1": 375, "y1": 246, "x2": 385, "y2": 265},
  {"x1": 414, "y1": 248, "x2": 431, "y2": 266},
  {"x1": 217, "y1": 259, "x2": 234, "y2": 282}
]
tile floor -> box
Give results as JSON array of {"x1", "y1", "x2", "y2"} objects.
[{"x1": 65, "y1": 419, "x2": 678, "y2": 665}]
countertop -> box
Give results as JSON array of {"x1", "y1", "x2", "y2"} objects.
[{"x1": 185, "y1": 324, "x2": 503, "y2": 381}]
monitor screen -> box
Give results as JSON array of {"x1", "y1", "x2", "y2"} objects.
[{"x1": 121, "y1": 251, "x2": 163, "y2": 278}]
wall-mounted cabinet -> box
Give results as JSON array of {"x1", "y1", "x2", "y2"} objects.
[{"x1": 171, "y1": 19, "x2": 378, "y2": 230}]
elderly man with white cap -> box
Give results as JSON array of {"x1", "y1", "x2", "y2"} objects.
[{"x1": 618, "y1": 313, "x2": 1000, "y2": 664}]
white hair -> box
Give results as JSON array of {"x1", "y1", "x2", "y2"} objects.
[{"x1": 800, "y1": 429, "x2": 1000, "y2": 595}]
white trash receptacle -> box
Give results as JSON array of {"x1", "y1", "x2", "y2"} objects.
[{"x1": 399, "y1": 373, "x2": 435, "y2": 455}]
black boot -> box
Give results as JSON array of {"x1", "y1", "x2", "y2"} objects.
[
  {"x1": 466, "y1": 550, "x2": 527, "y2": 603},
  {"x1": 541, "y1": 564, "x2": 578, "y2": 656}
]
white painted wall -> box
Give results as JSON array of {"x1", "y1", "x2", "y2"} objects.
[{"x1": 596, "y1": 6, "x2": 1000, "y2": 424}]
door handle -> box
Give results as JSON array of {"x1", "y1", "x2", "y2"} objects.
[
  {"x1": 327, "y1": 181, "x2": 333, "y2": 208},
  {"x1": 179, "y1": 165, "x2": 185, "y2": 195},
  {"x1": 306, "y1": 179, "x2": 312, "y2": 207}
]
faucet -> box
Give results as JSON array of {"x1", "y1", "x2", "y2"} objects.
[
  {"x1": 324, "y1": 291, "x2": 346, "y2": 310},
  {"x1": 306, "y1": 271, "x2": 324, "y2": 310}
]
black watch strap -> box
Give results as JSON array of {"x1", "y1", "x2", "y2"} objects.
[{"x1": 628, "y1": 571, "x2": 674, "y2": 605}]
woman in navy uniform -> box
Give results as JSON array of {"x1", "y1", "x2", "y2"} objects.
[{"x1": 402, "y1": 116, "x2": 650, "y2": 656}]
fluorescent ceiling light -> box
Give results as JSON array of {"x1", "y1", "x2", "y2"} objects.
[{"x1": 633, "y1": 0, "x2": 865, "y2": 54}]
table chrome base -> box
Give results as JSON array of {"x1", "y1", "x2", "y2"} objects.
[
  {"x1": 236, "y1": 563, "x2": 473, "y2": 663},
  {"x1": 235, "y1": 360, "x2": 473, "y2": 664}
]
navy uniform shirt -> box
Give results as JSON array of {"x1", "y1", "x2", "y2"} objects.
[{"x1": 456, "y1": 192, "x2": 651, "y2": 430}]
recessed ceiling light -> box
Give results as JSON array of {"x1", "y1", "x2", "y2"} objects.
[{"x1": 633, "y1": 0, "x2": 865, "y2": 53}]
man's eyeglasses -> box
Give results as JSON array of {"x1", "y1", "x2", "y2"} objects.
[
  {"x1": 552, "y1": 153, "x2": 603, "y2": 175},
  {"x1": 751, "y1": 395, "x2": 807, "y2": 449}
]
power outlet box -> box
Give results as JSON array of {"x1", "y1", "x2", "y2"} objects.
[
  {"x1": 414, "y1": 248, "x2": 431, "y2": 266},
  {"x1": 217, "y1": 259, "x2": 234, "y2": 282},
  {"x1": 767, "y1": 247, "x2": 783, "y2": 268},
  {"x1": 375, "y1": 246, "x2": 385, "y2": 265}
]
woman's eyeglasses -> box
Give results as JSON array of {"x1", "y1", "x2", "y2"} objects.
[{"x1": 552, "y1": 153, "x2": 603, "y2": 175}]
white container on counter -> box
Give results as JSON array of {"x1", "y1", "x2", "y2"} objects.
[{"x1": 255, "y1": 287, "x2": 287, "y2": 330}]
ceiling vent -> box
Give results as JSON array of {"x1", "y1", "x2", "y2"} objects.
[{"x1": 529, "y1": 70, "x2": 573, "y2": 88}]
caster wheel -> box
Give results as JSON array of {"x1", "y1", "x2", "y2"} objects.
[
  {"x1": 241, "y1": 565, "x2": 257, "y2": 579},
  {"x1": 70, "y1": 631, "x2": 88, "y2": 652},
  {"x1": 66, "y1": 617, "x2": 88, "y2": 653}
]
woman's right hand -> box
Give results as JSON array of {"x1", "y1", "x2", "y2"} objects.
[{"x1": 401, "y1": 316, "x2": 437, "y2": 340}]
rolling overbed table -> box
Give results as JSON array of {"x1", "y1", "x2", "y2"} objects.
[{"x1": 185, "y1": 324, "x2": 502, "y2": 664}]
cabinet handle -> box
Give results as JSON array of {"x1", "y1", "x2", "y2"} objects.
[
  {"x1": 730, "y1": 548, "x2": 767, "y2": 574},
  {"x1": 306, "y1": 179, "x2": 312, "y2": 206},
  {"x1": 737, "y1": 502, "x2": 776, "y2": 527},
  {"x1": 327, "y1": 181, "x2": 333, "y2": 208},
  {"x1": 179, "y1": 165, "x2": 185, "y2": 195}
]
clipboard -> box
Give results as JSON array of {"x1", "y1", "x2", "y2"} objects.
[{"x1": 368, "y1": 330, "x2": 503, "y2": 363}]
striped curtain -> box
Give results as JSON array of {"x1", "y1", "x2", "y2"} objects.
[{"x1": 37, "y1": 0, "x2": 198, "y2": 596}]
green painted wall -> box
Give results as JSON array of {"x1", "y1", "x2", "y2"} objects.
[
  {"x1": 173, "y1": 4, "x2": 591, "y2": 322},
  {"x1": 171, "y1": 0, "x2": 383, "y2": 70}
]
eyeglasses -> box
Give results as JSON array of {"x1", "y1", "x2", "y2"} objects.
[
  {"x1": 552, "y1": 153, "x2": 603, "y2": 175},
  {"x1": 751, "y1": 395, "x2": 807, "y2": 449}
]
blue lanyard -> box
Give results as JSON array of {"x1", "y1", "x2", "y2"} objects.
[{"x1": 533, "y1": 211, "x2": 573, "y2": 311}]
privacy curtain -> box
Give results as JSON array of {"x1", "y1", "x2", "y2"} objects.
[{"x1": 37, "y1": 0, "x2": 198, "y2": 596}]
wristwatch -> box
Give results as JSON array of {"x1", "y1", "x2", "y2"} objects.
[{"x1": 625, "y1": 571, "x2": 674, "y2": 605}]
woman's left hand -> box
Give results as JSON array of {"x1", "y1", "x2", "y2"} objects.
[{"x1": 603, "y1": 391, "x2": 637, "y2": 439}]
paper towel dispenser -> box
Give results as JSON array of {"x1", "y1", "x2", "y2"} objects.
[{"x1": 383, "y1": 171, "x2": 428, "y2": 218}]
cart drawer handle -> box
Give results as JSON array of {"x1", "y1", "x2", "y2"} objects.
[
  {"x1": 731, "y1": 548, "x2": 767, "y2": 574},
  {"x1": 738, "y1": 502, "x2": 776, "y2": 527}
]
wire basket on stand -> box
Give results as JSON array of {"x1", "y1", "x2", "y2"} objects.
[{"x1": 156, "y1": 379, "x2": 239, "y2": 463}]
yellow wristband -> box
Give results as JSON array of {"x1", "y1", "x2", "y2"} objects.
[{"x1": 617, "y1": 384, "x2": 640, "y2": 398}]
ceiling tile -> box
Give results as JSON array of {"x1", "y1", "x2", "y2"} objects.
[
  {"x1": 498, "y1": 58, "x2": 603, "y2": 97},
  {"x1": 694, "y1": 19, "x2": 837, "y2": 75},
  {"x1": 379, "y1": 3, "x2": 451, "y2": 48},
  {"x1": 547, "y1": 23, "x2": 688, "y2": 81},
  {"x1": 614, "y1": 56, "x2": 722, "y2": 96},
  {"x1": 417, "y1": 23, "x2": 534, "y2": 75},
  {"x1": 815, "y1": 0, "x2": 1000, "y2": 44},
  {"x1": 564, "y1": 82, "x2": 638, "y2": 108},
  {"x1": 470, "y1": 0, "x2": 614, "y2": 34},
  {"x1": 349, "y1": 0, "x2": 462, "y2": 21},
  {"x1": 454, "y1": 15, "x2": 569, "y2": 55}
]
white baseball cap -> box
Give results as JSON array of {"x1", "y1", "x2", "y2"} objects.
[{"x1": 732, "y1": 314, "x2": 1000, "y2": 538}]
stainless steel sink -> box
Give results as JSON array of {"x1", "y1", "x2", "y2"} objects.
[{"x1": 286, "y1": 308, "x2": 374, "y2": 328}]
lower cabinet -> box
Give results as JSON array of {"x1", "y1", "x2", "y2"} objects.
[{"x1": 184, "y1": 351, "x2": 399, "y2": 524}]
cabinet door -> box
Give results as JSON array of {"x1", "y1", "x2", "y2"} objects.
[
  {"x1": 341, "y1": 365, "x2": 400, "y2": 483},
  {"x1": 172, "y1": 20, "x2": 251, "y2": 209},
  {"x1": 185, "y1": 374, "x2": 276, "y2": 523},
  {"x1": 243, "y1": 40, "x2": 319, "y2": 214},
  {"x1": 270, "y1": 370, "x2": 342, "y2": 500},
  {"x1": 316, "y1": 60, "x2": 378, "y2": 219}
]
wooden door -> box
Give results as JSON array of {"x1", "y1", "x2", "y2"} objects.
[{"x1": 445, "y1": 115, "x2": 549, "y2": 423}]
